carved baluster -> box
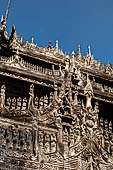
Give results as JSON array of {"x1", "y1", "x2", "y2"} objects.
[
  {"x1": 34, "y1": 65, "x2": 36, "y2": 71},
  {"x1": 26, "y1": 130, "x2": 33, "y2": 153},
  {"x1": 34, "y1": 96, "x2": 39, "y2": 109},
  {"x1": 11, "y1": 97, "x2": 16, "y2": 110},
  {"x1": 0, "y1": 85, "x2": 6, "y2": 108},
  {"x1": 100, "y1": 118, "x2": 104, "y2": 148},
  {"x1": 38, "y1": 131, "x2": 44, "y2": 150},
  {"x1": 44, "y1": 134, "x2": 50, "y2": 153},
  {"x1": 16, "y1": 97, "x2": 22, "y2": 113},
  {"x1": 26, "y1": 62, "x2": 28, "y2": 68},
  {"x1": 19, "y1": 130, "x2": 27, "y2": 151},
  {"x1": 44, "y1": 95, "x2": 48, "y2": 108},
  {"x1": 110, "y1": 134, "x2": 113, "y2": 155},
  {"x1": 28, "y1": 63, "x2": 31, "y2": 69},
  {"x1": 21, "y1": 97, "x2": 27, "y2": 115},
  {"x1": 105, "y1": 120, "x2": 108, "y2": 131},
  {"x1": 49, "y1": 92, "x2": 53, "y2": 103},
  {"x1": 51, "y1": 133, "x2": 57, "y2": 153},
  {"x1": 40, "y1": 66, "x2": 43, "y2": 72},
  {"x1": 36, "y1": 66, "x2": 38, "y2": 71},
  {"x1": 109, "y1": 121, "x2": 112, "y2": 133},
  {"x1": 13, "y1": 129, "x2": 19, "y2": 150},
  {"x1": 6, "y1": 126, "x2": 13, "y2": 149},
  {"x1": 104, "y1": 120, "x2": 110, "y2": 152},
  {"x1": 0, "y1": 126, "x2": 6, "y2": 147}
]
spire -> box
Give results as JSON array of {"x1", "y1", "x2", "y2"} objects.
[
  {"x1": 0, "y1": 0, "x2": 11, "y2": 33},
  {"x1": 88, "y1": 45, "x2": 91, "y2": 56},
  {"x1": 5, "y1": 0, "x2": 11, "y2": 24}
]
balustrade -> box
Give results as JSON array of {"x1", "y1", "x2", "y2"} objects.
[
  {"x1": 0, "y1": 125, "x2": 33, "y2": 153},
  {"x1": 0, "y1": 56, "x2": 61, "y2": 79}
]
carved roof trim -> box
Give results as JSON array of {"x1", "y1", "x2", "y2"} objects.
[{"x1": 0, "y1": 70, "x2": 54, "y2": 88}]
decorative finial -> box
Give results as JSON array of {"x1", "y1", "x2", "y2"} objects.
[
  {"x1": 88, "y1": 45, "x2": 91, "y2": 56},
  {"x1": 32, "y1": 37, "x2": 34, "y2": 44},
  {"x1": 78, "y1": 44, "x2": 81, "y2": 54},
  {"x1": 72, "y1": 51, "x2": 75, "y2": 56},
  {"x1": 1, "y1": 15, "x2": 3, "y2": 23},
  {"x1": 55, "y1": 40, "x2": 59, "y2": 51},
  {"x1": 20, "y1": 35, "x2": 23, "y2": 43},
  {"x1": 49, "y1": 40, "x2": 51, "y2": 47}
]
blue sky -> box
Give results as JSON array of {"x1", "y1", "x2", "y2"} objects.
[{"x1": 0, "y1": 0, "x2": 113, "y2": 64}]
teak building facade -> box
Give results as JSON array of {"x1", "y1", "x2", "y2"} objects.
[{"x1": 0, "y1": 5, "x2": 113, "y2": 170}]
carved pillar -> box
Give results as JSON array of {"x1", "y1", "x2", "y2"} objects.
[
  {"x1": 29, "y1": 84, "x2": 38, "y2": 158},
  {"x1": 0, "y1": 85, "x2": 6, "y2": 108}
]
